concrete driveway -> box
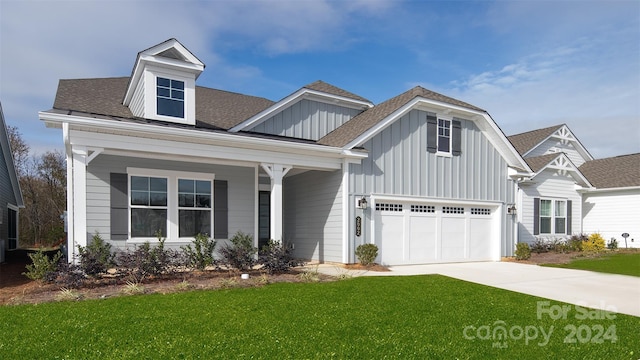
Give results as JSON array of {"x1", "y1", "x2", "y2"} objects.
[{"x1": 312, "y1": 261, "x2": 640, "y2": 317}]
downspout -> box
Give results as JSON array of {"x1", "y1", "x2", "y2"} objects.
[{"x1": 63, "y1": 123, "x2": 75, "y2": 262}]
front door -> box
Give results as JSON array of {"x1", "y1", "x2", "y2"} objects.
[{"x1": 258, "y1": 191, "x2": 270, "y2": 250}]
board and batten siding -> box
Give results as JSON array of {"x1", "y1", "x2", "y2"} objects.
[
  {"x1": 0, "y1": 138, "x2": 17, "y2": 251},
  {"x1": 85, "y1": 154, "x2": 255, "y2": 250},
  {"x1": 349, "y1": 109, "x2": 510, "y2": 202},
  {"x1": 283, "y1": 169, "x2": 343, "y2": 262},
  {"x1": 518, "y1": 170, "x2": 582, "y2": 244},
  {"x1": 582, "y1": 189, "x2": 640, "y2": 248},
  {"x1": 248, "y1": 99, "x2": 362, "y2": 141},
  {"x1": 526, "y1": 138, "x2": 588, "y2": 167}
]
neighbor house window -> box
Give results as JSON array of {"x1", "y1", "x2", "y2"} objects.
[
  {"x1": 130, "y1": 176, "x2": 168, "y2": 237},
  {"x1": 157, "y1": 77, "x2": 184, "y2": 118},
  {"x1": 437, "y1": 119, "x2": 451, "y2": 153},
  {"x1": 538, "y1": 199, "x2": 567, "y2": 235},
  {"x1": 178, "y1": 179, "x2": 212, "y2": 237}
]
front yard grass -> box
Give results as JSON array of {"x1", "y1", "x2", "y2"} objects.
[
  {"x1": 1, "y1": 275, "x2": 637, "y2": 359},
  {"x1": 542, "y1": 251, "x2": 640, "y2": 277}
]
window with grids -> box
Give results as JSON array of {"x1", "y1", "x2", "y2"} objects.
[
  {"x1": 130, "y1": 176, "x2": 168, "y2": 237},
  {"x1": 471, "y1": 208, "x2": 491, "y2": 215},
  {"x1": 442, "y1": 206, "x2": 464, "y2": 214},
  {"x1": 438, "y1": 119, "x2": 451, "y2": 153},
  {"x1": 411, "y1": 205, "x2": 435, "y2": 213},
  {"x1": 539, "y1": 199, "x2": 566, "y2": 234},
  {"x1": 178, "y1": 179, "x2": 212, "y2": 237},
  {"x1": 376, "y1": 203, "x2": 403, "y2": 212},
  {"x1": 157, "y1": 77, "x2": 184, "y2": 118}
]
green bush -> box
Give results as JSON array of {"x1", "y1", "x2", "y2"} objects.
[
  {"x1": 78, "y1": 232, "x2": 115, "y2": 276},
  {"x1": 182, "y1": 233, "x2": 217, "y2": 270},
  {"x1": 23, "y1": 250, "x2": 62, "y2": 281},
  {"x1": 219, "y1": 231, "x2": 257, "y2": 271},
  {"x1": 117, "y1": 234, "x2": 183, "y2": 279},
  {"x1": 583, "y1": 233, "x2": 605, "y2": 253},
  {"x1": 355, "y1": 244, "x2": 378, "y2": 266},
  {"x1": 515, "y1": 242, "x2": 531, "y2": 260},
  {"x1": 567, "y1": 234, "x2": 586, "y2": 252},
  {"x1": 607, "y1": 238, "x2": 618, "y2": 250},
  {"x1": 258, "y1": 240, "x2": 304, "y2": 274}
]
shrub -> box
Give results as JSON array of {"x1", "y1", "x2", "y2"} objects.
[
  {"x1": 515, "y1": 243, "x2": 531, "y2": 260},
  {"x1": 23, "y1": 250, "x2": 62, "y2": 281},
  {"x1": 355, "y1": 244, "x2": 378, "y2": 266},
  {"x1": 607, "y1": 238, "x2": 618, "y2": 250},
  {"x1": 219, "y1": 231, "x2": 257, "y2": 271},
  {"x1": 567, "y1": 234, "x2": 587, "y2": 252},
  {"x1": 78, "y1": 232, "x2": 115, "y2": 276},
  {"x1": 583, "y1": 233, "x2": 605, "y2": 253},
  {"x1": 117, "y1": 234, "x2": 183, "y2": 279},
  {"x1": 182, "y1": 233, "x2": 217, "y2": 270},
  {"x1": 258, "y1": 240, "x2": 304, "y2": 274},
  {"x1": 530, "y1": 237, "x2": 549, "y2": 253},
  {"x1": 46, "y1": 261, "x2": 86, "y2": 289}
]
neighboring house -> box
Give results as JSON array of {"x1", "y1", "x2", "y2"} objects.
[
  {"x1": 508, "y1": 125, "x2": 640, "y2": 248},
  {"x1": 40, "y1": 39, "x2": 531, "y2": 265},
  {"x1": 0, "y1": 102, "x2": 24, "y2": 262}
]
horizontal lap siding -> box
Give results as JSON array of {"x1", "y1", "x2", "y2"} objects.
[
  {"x1": 0, "y1": 140, "x2": 16, "y2": 243},
  {"x1": 86, "y1": 155, "x2": 255, "y2": 250},
  {"x1": 284, "y1": 170, "x2": 343, "y2": 262},
  {"x1": 583, "y1": 190, "x2": 640, "y2": 247},
  {"x1": 350, "y1": 109, "x2": 509, "y2": 203},
  {"x1": 519, "y1": 170, "x2": 582, "y2": 244},
  {"x1": 249, "y1": 99, "x2": 361, "y2": 141},
  {"x1": 527, "y1": 138, "x2": 587, "y2": 167}
]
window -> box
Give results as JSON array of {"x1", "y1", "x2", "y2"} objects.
[
  {"x1": 157, "y1": 77, "x2": 184, "y2": 118},
  {"x1": 538, "y1": 199, "x2": 567, "y2": 235},
  {"x1": 130, "y1": 176, "x2": 168, "y2": 237},
  {"x1": 178, "y1": 179, "x2": 212, "y2": 237},
  {"x1": 437, "y1": 119, "x2": 451, "y2": 153}
]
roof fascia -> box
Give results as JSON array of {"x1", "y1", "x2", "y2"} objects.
[
  {"x1": 345, "y1": 97, "x2": 532, "y2": 172},
  {"x1": 39, "y1": 111, "x2": 366, "y2": 162},
  {"x1": 229, "y1": 88, "x2": 373, "y2": 133},
  {"x1": 581, "y1": 185, "x2": 640, "y2": 193},
  {"x1": 530, "y1": 153, "x2": 593, "y2": 188}
]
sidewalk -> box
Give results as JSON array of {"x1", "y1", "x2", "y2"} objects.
[{"x1": 307, "y1": 261, "x2": 640, "y2": 317}]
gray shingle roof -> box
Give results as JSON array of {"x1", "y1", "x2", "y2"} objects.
[
  {"x1": 507, "y1": 124, "x2": 564, "y2": 155},
  {"x1": 303, "y1": 80, "x2": 371, "y2": 104},
  {"x1": 523, "y1": 153, "x2": 561, "y2": 173},
  {"x1": 579, "y1": 153, "x2": 640, "y2": 188},
  {"x1": 318, "y1": 86, "x2": 485, "y2": 148},
  {"x1": 53, "y1": 77, "x2": 274, "y2": 130}
]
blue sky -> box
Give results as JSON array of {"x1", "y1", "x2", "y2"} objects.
[{"x1": 1, "y1": 0, "x2": 638, "y2": 159}]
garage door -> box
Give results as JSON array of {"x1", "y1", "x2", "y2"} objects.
[{"x1": 374, "y1": 202, "x2": 497, "y2": 265}]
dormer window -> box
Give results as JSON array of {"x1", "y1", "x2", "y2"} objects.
[{"x1": 157, "y1": 77, "x2": 184, "y2": 118}]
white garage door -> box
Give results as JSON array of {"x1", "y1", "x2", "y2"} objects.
[{"x1": 374, "y1": 202, "x2": 497, "y2": 265}]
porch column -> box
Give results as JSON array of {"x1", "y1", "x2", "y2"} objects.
[
  {"x1": 70, "y1": 148, "x2": 88, "y2": 262},
  {"x1": 260, "y1": 163, "x2": 291, "y2": 242}
]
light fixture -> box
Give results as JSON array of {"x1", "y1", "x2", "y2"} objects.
[
  {"x1": 357, "y1": 196, "x2": 368, "y2": 210},
  {"x1": 507, "y1": 205, "x2": 517, "y2": 215}
]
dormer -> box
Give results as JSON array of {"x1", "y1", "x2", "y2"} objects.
[{"x1": 123, "y1": 39, "x2": 205, "y2": 126}]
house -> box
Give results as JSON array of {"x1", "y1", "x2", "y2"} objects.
[
  {"x1": 0, "y1": 102, "x2": 24, "y2": 262},
  {"x1": 508, "y1": 125, "x2": 640, "y2": 248},
  {"x1": 40, "y1": 39, "x2": 532, "y2": 265}
]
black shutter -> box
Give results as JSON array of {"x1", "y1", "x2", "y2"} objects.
[
  {"x1": 533, "y1": 197, "x2": 540, "y2": 235},
  {"x1": 110, "y1": 173, "x2": 128, "y2": 240},
  {"x1": 452, "y1": 119, "x2": 462, "y2": 156},
  {"x1": 566, "y1": 200, "x2": 572, "y2": 234},
  {"x1": 214, "y1": 180, "x2": 228, "y2": 239},
  {"x1": 426, "y1": 114, "x2": 437, "y2": 153}
]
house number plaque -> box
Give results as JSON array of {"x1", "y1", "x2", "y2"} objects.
[{"x1": 355, "y1": 216, "x2": 362, "y2": 237}]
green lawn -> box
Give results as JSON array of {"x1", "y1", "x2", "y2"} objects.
[
  {"x1": 1, "y1": 275, "x2": 637, "y2": 359},
  {"x1": 542, "y1": 252, "x2": 640, "y2": 277}
]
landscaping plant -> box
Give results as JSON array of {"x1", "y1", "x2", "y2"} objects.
[
  {"x1": 582, "y1": 232, "x2": 605, "y2": 253},
  {"x1": 514, "y1": 242, "x2": 531, "y2": 260},
  {"x1": 77, "y1": 232, "x2": 115, "y2": 276},
  {"x1": 219, "y1": 231, "x2": 257, "y2": 271},
  {"x1": 258, "y1": 239, "x2": 304, "y2": 274},
  {"x1": 182, "y1": 233, "x2": 217, "y2": 270},
  {"x1": 355, "y1": 243, "x2": 378, "y2": 266},
  {"x1": 23, "y1": 250, "x2": 62, "y2": 281}
]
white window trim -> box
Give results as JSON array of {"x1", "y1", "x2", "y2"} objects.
[
  {"x1": 143, "y1": 67, "x2": 196, "y2": 125},
  {"x1": 127, "y1": 168, "x2": 215, "y2": 243},
  {"x1": 539, "y1": 198, "x2": 567, "y2": 235},
  {"x1": 436, "y1": 116, "x2": 453, "y2": 157}
]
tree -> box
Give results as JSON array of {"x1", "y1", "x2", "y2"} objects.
[{"x1": 8, "y1": 127, "x2": 66, "y2": 248}]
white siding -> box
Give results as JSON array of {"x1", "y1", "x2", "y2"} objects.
[
  {"x1": 526, "y1": 138, "x2": 588, "y2": 167},
  {"x1": 518, "y1": 170, "x2": 582, "y2": 244},
  {"x1": 86, "y1": 154, "x2": 255, "y2": 250},
  {"x1": 284, "y1": 169, "x2": 343, "y2": 262},
  {"x1": 129, "y1": 75, "x2": 145, "y2": 118},
  {"x1": 583, "y1": 189, "x2": 640, "y2": 248}
]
